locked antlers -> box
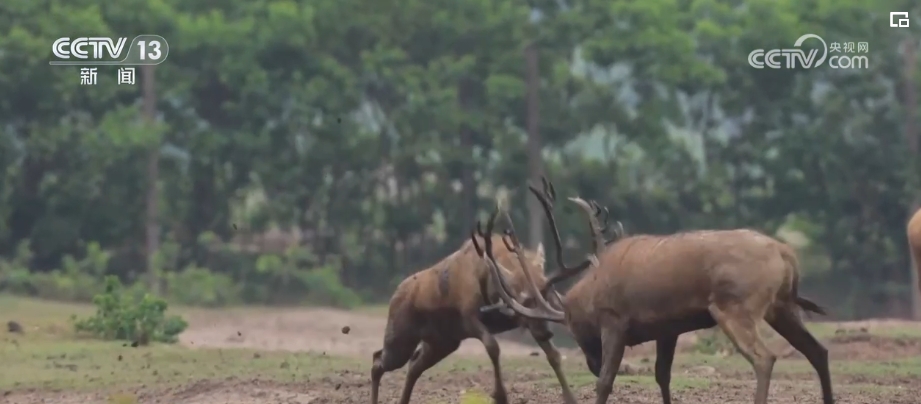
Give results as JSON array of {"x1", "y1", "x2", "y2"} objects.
[
  {"x1": 528, "y1": 176, "x2": 623, "y2": 291},
  {"x1": 472, "y1": 197, "x2": 566, "y2": 323},
  {"x1": 472, "y1": 177, "x2": 624, "y2": 317}
]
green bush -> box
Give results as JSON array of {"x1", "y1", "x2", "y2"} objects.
[
  {"x1": 0, "y1": 240, "x2": 36, "y2": 294},
  {"x1": 0, "y1": 241, "x2": 108, "y2": 300},
  {"x1": 247, "y1": 245, "x2": 362, "y2": 307},
  {"x1": 73, "y1": 276, "x2": 188, "y2": 344},
  {"x1": 300, "y1": 265, "x2": 362, "y2": 308},
  {"x1": 2, "y1": 236, "x2": 363, "y2": 310},
  {"x1": 166, "y1": 265, "x2": 241, "y2": 307},
  {"x1": 27, "y1": 270, "x2": 101, "y2": 301}
]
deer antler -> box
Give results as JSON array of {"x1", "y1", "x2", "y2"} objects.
[
  {"x1": 528, "y1": 176, "x2": 612, "y2": 290},
  {"x1": 498, "y1": 202, "x2": 566, "y2": 319},
  {"x1": 472, "y1": 220, "x2": 518, "y2": 316},
  {"x1": 567, "y1": 197, "x2": 604, "y2": 264},
  {"x1": 476, "y1": 198, "x2": 565, "y2": 323}
]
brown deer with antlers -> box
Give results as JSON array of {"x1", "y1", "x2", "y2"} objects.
[
  {"x1": 370, "y1": 206, "x2": 613, "y2": 404},
  {"x1": 474, "y1": 177, "x2": 834, "y2": 404}
]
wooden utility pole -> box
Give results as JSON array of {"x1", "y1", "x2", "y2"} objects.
[
  {"x1": 525, "y1": 41, "x2": 544, "y2": 248},
  {"x1": 142, "y1": 64, "x2": 161, "y2": 294},
  {"x1": 902, "y1": 37, "x2": 920, "y2": 319}
]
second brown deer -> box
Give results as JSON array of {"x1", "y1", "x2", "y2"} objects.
[{"x1": 474, "y1": 177, "x2": 835, "y2": 404}]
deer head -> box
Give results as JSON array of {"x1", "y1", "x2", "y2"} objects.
[{"x1": 471, "y1": 177, "x2": 622, "y2": 322}]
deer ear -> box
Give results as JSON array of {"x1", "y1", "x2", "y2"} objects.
[{"x1": 535, "y1": 242, "x2": 545, "y2": 262}]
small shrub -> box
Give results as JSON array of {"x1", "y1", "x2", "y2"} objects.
[{"x1": 73, "y1": 276, "x2": 188, "y2": 344}]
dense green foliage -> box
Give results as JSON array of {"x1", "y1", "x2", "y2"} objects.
[
  {"x1": 0, "y1": 0, "x2": 919, "y2": 318},
  {"x1": 73, "y1": 276, "x2": 188, "y2": 344}
]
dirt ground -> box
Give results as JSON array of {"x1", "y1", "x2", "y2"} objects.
[
  {"x1": 177, "y1": 307, "x2": 546, "y2": 358},
  {"x1": 7, "y1": 307, "x2": 921, "y2": 404}
]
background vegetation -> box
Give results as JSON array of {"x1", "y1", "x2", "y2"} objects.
[{"x1": 0, "y1": 0, "x2": 920, "y2": 319}]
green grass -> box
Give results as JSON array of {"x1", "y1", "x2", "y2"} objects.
[
  {"x1": 0, "y1": 295, "x2": 356, "y2": 391},
  {"x1": 0, "y1": 339, "x2": 355, "y2": 391},
  {"x1": 459, "y1": 390, "x2": 492, "y2": 404}
]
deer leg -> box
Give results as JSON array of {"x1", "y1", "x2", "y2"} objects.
[
  {"x1": 528, "y1": 322, "x2": 577, "y2": 404},
  {"x1": 574, "y1": 334, "x2": 602, "y2": 377},
  {"x1": 709, "y1": 304, "x2": 775, "y2": 404},
  {"x1": 594, "y1": 325, "x2": 627, "y2": 404},
  {"x1": 371, "y1": 325, "x2": 420, "y2": 404},
  {"x1": 468, "y1": 320, "x2": 509, "y2": 404},
  {"x1": 397, "y1": 339, "x2": 460, "y2": 404},
  {"x1": 767, "y1": 307, "x2": 834, "y2": 404},
  {"x1": 655, "y1": 335, "x2": 679, "y2": 404}
]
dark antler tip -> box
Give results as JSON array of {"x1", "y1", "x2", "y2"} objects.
[{"x1": 486, "y1": 211, "x2": 498, "y2": 235}]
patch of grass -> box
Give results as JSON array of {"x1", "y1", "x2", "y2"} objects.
[
  {"x1": 459, "y1": 390, "x2": 492, "y2": 404},
  {"x1": 0, "y1": 294, "x2": 357, "y2": 392},
  {"x1": 106, "y1": 393, "x2": 138, "y2": 404},
  {"x1": 0, "y1": 294, "x2": 94, "y2": 333},
  {"x1": 0, "y1": 336, "x2": 357, "y2": 391}
]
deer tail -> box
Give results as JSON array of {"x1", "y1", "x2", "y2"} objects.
[{"x1": 778, "y1": 242, "x2": 828, "y2": 316}]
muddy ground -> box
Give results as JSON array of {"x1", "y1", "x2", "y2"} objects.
[{"x1": 7, "y1": 307, "x2": 921, "y2": 403}]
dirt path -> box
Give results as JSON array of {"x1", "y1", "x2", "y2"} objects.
[
  {"x1": 19, "y1": 367, "x2": 918, "y2": 404},
  {"x1": 179, "y1": 306, "x2": 552, "y2": 358},
  {"x1": 179, "y1": 306, "x2": 921, "y2": 361}
]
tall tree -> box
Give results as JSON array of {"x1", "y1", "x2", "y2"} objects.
[
  {"x1": 142, "y1": 65, "x2": 160, "y2": 294},
  {"x1": 525, "y1": 41, "x2": 544, "y2": 248}
]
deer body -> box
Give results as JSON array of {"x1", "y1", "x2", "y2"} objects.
[
  {"x1": 909, "y1": 208, "x2": 921, "y2": 296},
  {"x1": 562, "y1": 231, "x2": 819, "y2": 377},
  {"x1": 370, "y1": 234, "x2": 577, "y2": 404},
  {"x1": 476, "y1": 177, "x2": 834, "y2": 404},
  {"x1": 568, "y1": 231, "x2": 787, "y2": 336}
]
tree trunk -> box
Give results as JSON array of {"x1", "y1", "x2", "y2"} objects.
[
  {"x1": 525, "y1": 42, "x2": 544, "y2": 249},
  {"x1": 142, "y1": 65, "x2": 161, "y2": 294},
  {"x1": 458, "y1": 80, "x2": 475, "y2": 230}
]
